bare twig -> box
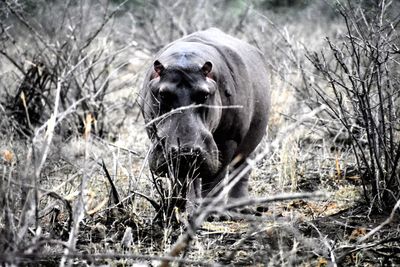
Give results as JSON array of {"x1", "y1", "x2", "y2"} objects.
[
  {"x1": 33, "y1": 77, "x2": 62, "y2": 178},
  {"x1": 101, "y1": 159, "x2": 122, "y2": 208},
  {"x1": 358, "y1": 198, "x2": 400, "y2": 243},
  {"x1": 223, "y1": 192, "x2": 330, "y2": 211},
  {"x1": 60, "y1": 113, "x2": 93, "y2": 267}
]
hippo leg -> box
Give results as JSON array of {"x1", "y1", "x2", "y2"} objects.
[
  {"x1": 201, "y1": 168, "x2": 227, "y2": 199},
  {"x1": 186, "y1": 176, "x2": 202, "y2": 213},
  {"x1": 201, "y1": 140, "x2": 238, "y2": 198},
  {"x1": 228, "y1": 166, "x2": 250, "y2": 199},
  {"x1": 202, "y1": 164, "x2": 250, "y2": 200},
  {"x1": 228, "y1": 161, "x2": 266, "y2": 216}
]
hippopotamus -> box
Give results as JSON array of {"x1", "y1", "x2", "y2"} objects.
[{"x1": 139, "y1": 28, "x2": 270, "y2": 210}]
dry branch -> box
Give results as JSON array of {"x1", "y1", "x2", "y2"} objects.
[{"x1": 358, "y1": 198, "x2": 400, "y2": 243}]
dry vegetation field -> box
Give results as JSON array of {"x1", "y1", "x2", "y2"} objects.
[{"x1": 0, "y1": 0, "x2": 399, "y2": 266}]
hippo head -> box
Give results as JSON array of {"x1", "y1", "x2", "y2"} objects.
[{"x1": 142, "y1": 60, "x2": 222, "y2": 180}]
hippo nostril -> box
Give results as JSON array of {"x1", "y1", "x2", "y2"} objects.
[
  {"x1": 167, "y1": 145, "x2": 203, "y2": 161},
  {"x1": 193, "y1": 146, "x2": 202, "y2": 156},
  {"x1": 169, "y1": 145, "x2": 179, "y2": 156}
]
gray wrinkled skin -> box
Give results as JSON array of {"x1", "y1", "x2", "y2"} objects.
[{"x1": 139, "y1": 28, "x2": 270, "y2": 204}]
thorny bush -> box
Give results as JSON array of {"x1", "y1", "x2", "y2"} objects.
[
  {"x1": 307, "y1": 0, "x2": 400, "y2": 210},
  {"x1": 0, "y1": 0, "x2": 127, "y2": 138}
]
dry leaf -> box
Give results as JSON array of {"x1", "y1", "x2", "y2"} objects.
[
  {"x1": 87, "y1": 197, "x2": 108, "y2": 215},
  {"x1": 288, "y1": 199, "x2": 307, "y2": 209},
  {"x1": 323, "y1": 202, "x2": 338, "y2": 214},
  {"x1": 83, "y1": 113, "x2": 94, "y2": 140},
  {"x1": 316, "y1": 257, "x2": 328, "y2": 267},
  {"x1": 64, "y1": 191, "x2": 80, "y2": 201},
  {"x1": 174, "y1": 206, "x2": 181, "y2": 223},
  {"x1": 346, "y1": 176, "x2": 361, "y2": 181},
  {"x1": 335, "y1": 152, "x2": 341, "y2": 178},
  {"x1": 349, "y1": 227, "x2": 367, "y2": 241},
  {"x1": 3, "y1": 150, "x2": 13, "y2": 163},
  {"x1": 20, "y1": 91, "x2": 27, "y2": 107}
]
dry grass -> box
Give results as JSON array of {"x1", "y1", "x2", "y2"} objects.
[{"x1": 0, "y1": 0, "x2": 399, "y2": 266}]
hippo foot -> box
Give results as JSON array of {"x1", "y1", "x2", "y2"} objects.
[
  {"x1": 206, "y1": 212, "x2": 232, "y2": 222},
  {"x1": 255, "y1": 205, "x2": 269, "y2": 213},
  {"x1": 206, "y1": 207, "x2": 265, "y2": 222}
]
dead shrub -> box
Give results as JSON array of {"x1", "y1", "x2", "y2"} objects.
[{"x1": 307, "y1": 0, "x2": 400, "y2": 210}]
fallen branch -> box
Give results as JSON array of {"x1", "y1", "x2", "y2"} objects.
[
  {"x1": 336, "y1": 237, "x2": 400, "y2": 263},
  {"x1": 358, "y1": 198, "x2": 400, "y2": 243},
  {"x1": 223, "y1": 191, "x2": 330, "y2": 211}
]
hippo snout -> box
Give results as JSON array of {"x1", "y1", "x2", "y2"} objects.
[
  {"x1": 149, "y1": 139, "x2": 220, "y2": 179},
  {"x1": 169, "y1": 145, "x2": 203, "y2": 157}
]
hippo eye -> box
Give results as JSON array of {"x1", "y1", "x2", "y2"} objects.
[
  {"x1": 159, "y1": 89, "x2": 175, "y2": 106},
  {"x1": 194, "y1": 91, "x2": 209, "y2": 104},
  {"x1": 159, "y1": 90, "x2": 169, "y2": 101}
]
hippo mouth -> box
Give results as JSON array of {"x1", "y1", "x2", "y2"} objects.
[{"x1": 148, "y1": 144, "x2": 220, "y2": 179}]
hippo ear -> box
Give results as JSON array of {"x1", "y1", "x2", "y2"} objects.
[
  {"x1": 201, "y1": 61, "x2": 213, "y2": 78},
  {"x1": 153, "y1": 60, "x2": 164, "y2": 77}
]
